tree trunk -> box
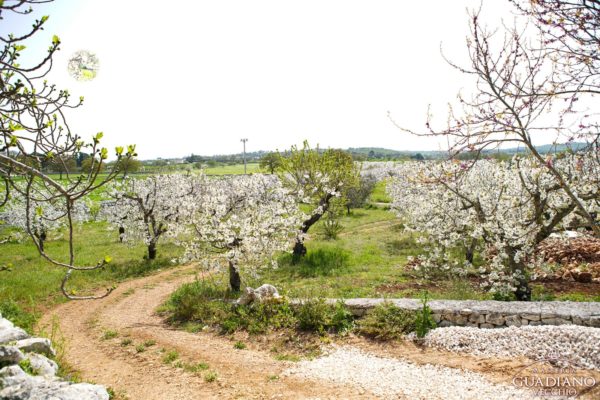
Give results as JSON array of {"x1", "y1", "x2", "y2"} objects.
[
  {"x1": 346, "y1": 204, "x2": 351, "y2": 215},
  {"x1": 38, "y1": 231, "x2": 46, "y2": 252},
  {"x1": 118, "y1": 226, "x2": 125, "y2": 243},
  {"x1": 292, "y1": 239, "x2": 307, "y2": 260},
  {"x1": 228, "y1": 260, "x2": 241, "y2": 292},
  {"x1": 514, "y1": 273, "x2": 531, "y2": 301},
  {"x1": 465, "y1": 239, "x2": 476, "y2": 264},
  {"x1": 507, "y1": 250, "x2": 531, "y2": 301},
  {"x1": 147, "y1": 242, "x2": 157, "y2": 260}
]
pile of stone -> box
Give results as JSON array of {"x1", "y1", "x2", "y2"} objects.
[
  {"x1": 0, "y1": 313, "x2": 108, "y2": 400},
  {"x1": 284, "y1": 346, "x2": 533, "y2": 399},
  {"x1": 535, "y1": 235, "x2": 600, "y2": 283},
  {"x1": 419, "y1": 325, "x2": 600, "y2": 370}
]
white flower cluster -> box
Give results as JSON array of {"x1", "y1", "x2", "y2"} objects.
[
  {"x1": 104, "y1": 174, "x2": 196, "y2": 249},
  {"x1": 181, "y1": 174, "x2": 305, "y2": 274},
  {"x1": 387, "y1": 154, "x2": 599, "y2": 296},
  {"x1": 3, "y1": 190, "x2": 89, "y2": 244},
  {"x1": 103, "y1": 173, "x2": 305, "y2": 275}
]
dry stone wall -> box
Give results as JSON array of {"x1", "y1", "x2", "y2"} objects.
[{"x1": 335, "y1": 299, "x2": 600, "y2": 328}]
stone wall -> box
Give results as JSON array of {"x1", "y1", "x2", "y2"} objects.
[
  {"x1": 0, "y1": 313, "x2": 109, "y2": 400},
  {"x1": 333, "y1": 299, "x2": 600, "y2": 328}
]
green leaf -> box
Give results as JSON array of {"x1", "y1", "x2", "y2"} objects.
[
  {"x1": 41, "y1": 15, "x2": 49, "y2": 23},
  {"x1": 115, "y1": 146, "x2": 124, "y2": 156},
  {"x1": 100, "y1": 147, "x2": 108, "y2": 160},
  {"x1": 52, "y1": 35, "x2": 60, "y2": 45},
  {"x1": 104, "y1": 255, "x2": 112, "y2": 264},
  {"x1": 35, "y1": 206, "x2": 43, "y2": 217},
  {"x1": 14, "y1": 45, "x2": 26, "y2": 52},
  {"x1": 95, "y1": 132, "x2": 104, "y2": 141}
]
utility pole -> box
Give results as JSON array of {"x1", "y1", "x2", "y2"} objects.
[{"x1": 240, "y1": 138, "x2": 248, "y2": 174}]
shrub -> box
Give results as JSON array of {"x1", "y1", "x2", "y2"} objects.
[
  {"x1": 296, "y1": 298, "x2": 331, "y2": 333},
  {"x1": 296, "y1": 298, "x2": 354, "y2": 334},
  {"x1": 356, "y1": 302, "x2": 415, "y2": 340},
  {"x1": 322, "y1": 215, "x2": 344, "y2": 240}
]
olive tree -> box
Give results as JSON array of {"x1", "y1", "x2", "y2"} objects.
[{"x1": 276, "y1": 141, "x2": 359, "y2": 257}]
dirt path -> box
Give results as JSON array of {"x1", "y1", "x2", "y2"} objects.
[
  {"x1": 39, "y1": 265, "x2": 590, "y2": 399},
  {"x1": 40, "y1": 266, "x2": 371, "y2": 400}
]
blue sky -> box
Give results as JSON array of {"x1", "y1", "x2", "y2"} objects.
[{"x1": 3, "y1": 0, "x2": 536, "y2": 159}]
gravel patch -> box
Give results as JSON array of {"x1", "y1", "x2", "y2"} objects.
[
  {"x1": 284, "y1": 346, "x2": 533, "y2": 399},
  {"x1": 419, "y1": 325, "x2": 600, "y2": 370}
]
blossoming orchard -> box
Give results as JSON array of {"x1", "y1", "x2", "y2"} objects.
[{"x1": 1, "y1": 1, "x2": 599, "y2": 399}]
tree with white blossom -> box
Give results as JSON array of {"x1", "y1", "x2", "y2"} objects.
[
  {"x1": 388, "y1": 155, "x2": 598, "y2": 301},
  {"x1": 276, "y1": 142, "x2": 359, "y2": 257},
  {"x1": 182, "y1": 174, "x2": 304, "y2": 292},
  {"x1": 106, "y1": 174, "x2": 196, "y2": 260}
]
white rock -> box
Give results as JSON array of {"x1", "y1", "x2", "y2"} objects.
[
  {"x1": 236, "y1": 284, "x2": 281, "y2": 305},
  {"x1": 0, "y1": 326, "x2": 28, "y2": 344},
  {"x1": 0, "y1": 365, "x2": 109, "y2": 400},
  {"x1": 0, "y1": 346, "x2": 25, "y2": 364},
  {"x1": 16, "y1": 338, "x2": 55, "y2": 357},
  {"x1": 25, "y1": 353, "x2": 59, "y2": 377},
  {"x1": 284, "y1": 346, "x2": 532, "y2": 399},
  {"x1": 420, "y1": 325, "x2": 600, "y2": 370}
]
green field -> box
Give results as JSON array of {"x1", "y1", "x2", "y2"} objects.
[{"x1": 202, "y1": 163, "x2": 261, "y2": 175}]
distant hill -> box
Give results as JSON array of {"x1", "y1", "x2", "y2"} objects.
[{"x1": 147, "y1": 142, "x2": 591, "y2": 164}]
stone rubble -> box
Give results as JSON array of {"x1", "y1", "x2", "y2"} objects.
[
  {"x1": 0, "y1": 312, "x2": 109, "y2": 400},
  {"x1": 284, "y1": 346, "x2": 534, "y2": 399},
  {"x1": 418, "y1": 325, "x2": 600, "y2": 370}
]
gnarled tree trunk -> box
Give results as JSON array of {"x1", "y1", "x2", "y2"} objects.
[{"x1": 229, "y1": 260, "x2": 241, "y2": 292}]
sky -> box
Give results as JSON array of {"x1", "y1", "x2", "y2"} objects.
[{"x1": 4, "y1": 0, "x2": 523, "y2": 159}]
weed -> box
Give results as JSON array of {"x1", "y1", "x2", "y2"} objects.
[
  {"x1": 414, "y1": 292, "x2": 436, "y2": 338},
  {"x1": 268, "y1": 375, "x2": 279, "y2": 381},
  {"x1": 142, "y1": 339, "x2": 156, "y2": 347},
  {"x1": 274, "y1": 353, "x2": 300, "y2": 362},
  {"x1": 322, "y1": 215, "x2": 344, "y2": 240},
  {"x1": 181, "y1": 362, "x2": 209, "y2": 373},
  {"x1": 120, "y1": 338, "x2": 133, "y2": 347},
  {"x1": 101, "y1": 330, "x2": 118, "y2": 340},
  {"x1": 233, "y1": 341, "x2": 246, "y2": 350},
  {"x1": 162, "y1": 350, "x2": 179, "y2": 364},
  {"x1": 18, "y1": 358, "x2": 37, "y2": 375},
  {"x1": 135, "y1": 344, "x2": 146, "y2": 353},
  {"x1": 204, "y1": 371, "x2": 218, "y2": 382}
]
